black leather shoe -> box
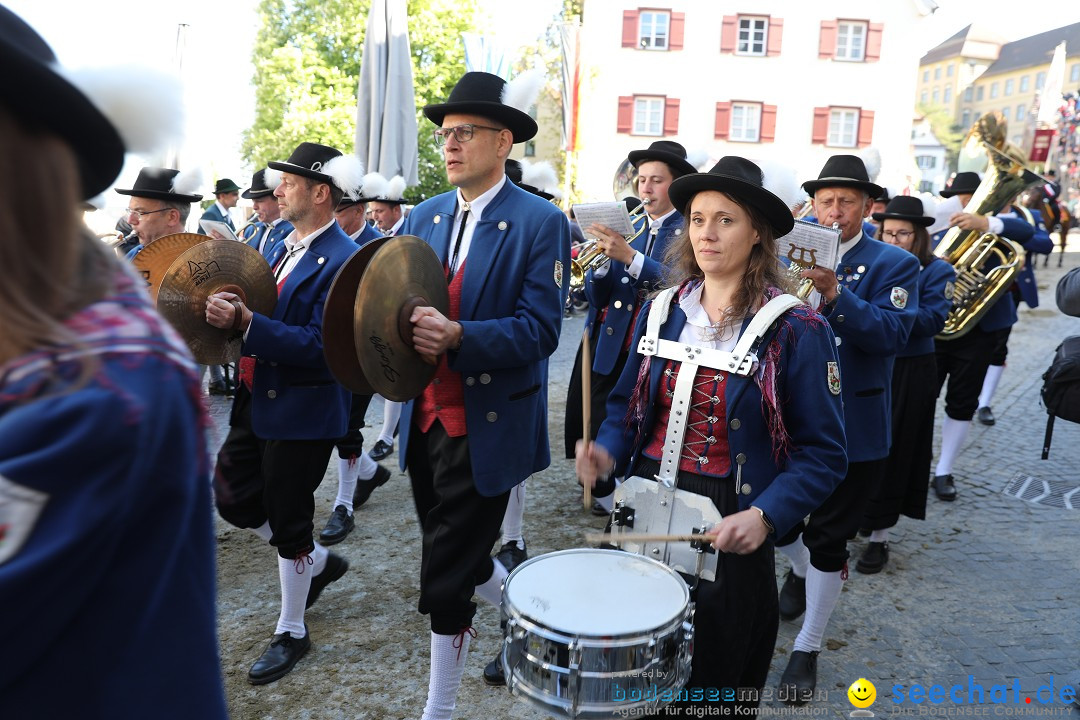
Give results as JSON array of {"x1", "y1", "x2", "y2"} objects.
[
  {"x1": 208, "y1": 380, "x2": 228, "y2": 396},
  {"x1": 778, "y1": 650, "x2": 818, "y2": 705},
  {"x1": 856, "y1": 541, "x2": 889, "y2": 574},
  {"x1": 933, "y1": 474, "x2": 957, "y2": 502},
  {"x1": 318, "y1": 505, "x2": 354, "y2": 546},
  {"x1": 247, "y1": 630, "x2": 311, "y2": 685},
  {"x1": 352, "y1": 464, "x2": 391, "y2": 508},
  {"x1": 857, "y1": 527, "x2": 871, "y2": 538},
  {"x1": 778, "y1": 569, "x2": 806, "y2": 621},
  {"x1": 483, "y1": 651, "x2": 506, "y2": 686},
  {"x1": 306, "y1": 553, "x2": 348, "y2": 609},
  {"x1": 977, "y1": 406, "x2": 995, "y2": 426},
  {"x1": 369, "y1": 439, "x2": 394, "y2": 461},
  {"x1": 590, "y1": 500, "x2": 609, "y2": 517},
  {"x1": 495, "y1": 540, "x2": 527, "y2": 573}
]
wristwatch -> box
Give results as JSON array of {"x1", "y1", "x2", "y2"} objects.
[{"x1": 752, "y1": 505, "x2": 774, "y2": 533}]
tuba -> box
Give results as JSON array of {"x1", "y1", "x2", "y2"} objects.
[{"x1": 934, "y1": 113, "x2": 1043, "y2": 339}]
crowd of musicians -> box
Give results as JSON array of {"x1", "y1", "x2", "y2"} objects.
[{"x1": 0, "y1": 5, "x2": 1071, "y2": 718}]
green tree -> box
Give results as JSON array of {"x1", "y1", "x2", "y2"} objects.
[
  {"x1": 917, "y1": 103, "x2": 966, "y2": 174},
  {"x1": 243, "y1": 0, "x2": 479, "y2": 200}
]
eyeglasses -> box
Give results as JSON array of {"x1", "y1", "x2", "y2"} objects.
[
  {"x1": 433, "y1": 123, "x2": 505, "y2": 147},
  {"x1": 880, "y1": 229, "x2": 915, "y2": 241},
  {"x1": 126, "y1": 207, "x2": 171, "y2": 218}
]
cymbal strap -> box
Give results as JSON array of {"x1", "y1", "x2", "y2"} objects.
[{"x1": 230, "y1": 300, "x2": 244, "y2": 331}]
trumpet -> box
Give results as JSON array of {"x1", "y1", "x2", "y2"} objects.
[{"x1": 569, "y1": 198, "x2": 651, "y2": 290}]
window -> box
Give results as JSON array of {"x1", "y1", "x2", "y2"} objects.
[
  {"x1": 835, "y1": 21, "x2": 866, "y2": 61},
  {"x1": 1016, "y1": 104, "x2": 1025, "y2": 121},
  {"x1": 828, "y1": 108, "x2": 859, "y2": 147},
  {"x1": 1004, "y1": 78, "x2": 1014, "y2": 96},
  {"x1": 737, "y1": 16, "x2": 768, "y2": 55},
  {"x1": 1036, "y1": 71, "x2": 1046, "y2": 89},
  {"x1": 639, "y1": 11, "x2": 670, "y2": 49},
  {"x1": 916, "y1": 155, "x2": 936, "y2": 170},
  {"x1": 932, "y1": 88, "x2": 939, "y2": 104},
  {"x1": 964, "y1": 87, "x2": 973, "y2": 102},
  {"x1": 633, "y1": 97, "x2": 664, "y2": 135},
  {"x1": 976, "y1": 86, "x2": 984, "y2": 101},
  {"x1": 961, "y1": 109, "x2": 971, "y2": 128},
  {"x1": 730, "y1": 102, "x2": 761, "y2": 142},
  {"x1": 944, "y1": 87, "x2": 952, "y2": 103},
  {"x1": 947, "y1": 64, "x2": 954, "y2": 77},
  {"x1": 923, "y1": 69, "x2": 929, "y2": 83},
  {"x1": 990, "y1": 82, "x2": 998, "y2": 99},
  {"x1": 934, "y1": 67, "x2": 941, "y2": 80},
  {"x1": 921, "y1": 90, "x2": 928, "y2": 104},
  {"x1": 1001, "y1": 106, "x2": 1010, "y2": 121},
  {"x1": 1020, "y1": 75, "x2": 1030, "y2": 92},
  {"x1": 1072, "y1": 64, "x2": 1080, "y2": 83}
]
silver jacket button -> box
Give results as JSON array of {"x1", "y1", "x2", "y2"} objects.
[
  {"x1": 465, "y1": 376, "x2": 476, "y2": 386},
  {"x1": 730, "y1": 418, "x2": 741, "y2": 430},
  {"x1": 486, "y1": 411, "x2": 498, "y2": 422},
  {"x1": 267, "y1": 390, "x2": 277, "y2": 399},
  {"x1": 479, "y1": 373, "x2": 491, "y2": 384}
]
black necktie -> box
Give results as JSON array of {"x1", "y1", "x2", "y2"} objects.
[{"x1": 447, "y1": 204, "x2": 470, "y2": 282}]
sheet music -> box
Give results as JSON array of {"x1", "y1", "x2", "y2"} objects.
[
  {"x1": 572, "y1": 201, "x2": 636, "y2": 239},
  {"x1": 781, "y1": 220, "x2": 840, "y2": 272},
  {"x1": 199, "y1": 219, "x2": 240, "y2": 242}
]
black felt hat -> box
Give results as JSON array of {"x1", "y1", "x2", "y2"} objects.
[
  {"x1": 114, "y1": 167, "x2": 202, "y2": 202},
  {"x1": 802, "y1": 154, "x2": 884, "y2": 198},
  {"x1": 0, "y1": 5, "x2": 125, "y2": 198},
  {"x1": 939, "y1": 171, "x2": 981, "y2": 198},
  {"x1": 423, "y1": 71, "x2": 538, "y2": 143},
  {"x1": 214, "y1": 178, "x2": 241, "y2": 194},
  {"x1": 268, "y1": 142, "x2": 344, "y2": 186},
  {"x1": 871, "y1": 195, "x2": 934, "y2": 226},
  {"x1": 242, "y1": 169, "x2": 275, "y2": 199},
  {"x1": 669, "y1": 156, "x2": 795, "y2": 237},
  {"x1": 627, "y1": 140, "x2": 697, "y2": 178},
  {"x1": 504, "y1": 159, "x2": 523, "y2": 184}
]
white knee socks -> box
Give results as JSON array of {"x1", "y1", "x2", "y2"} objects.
[
  {"x1": 777, "y1": 535, "x2": 811, "y2": 579},
  {"x1": 793, "y1": 567, "x2": 844, "y2": 653},
  {"x1": 935, "y1": 417, "x2": 971, "y2": 476},
  {"x1": 251, "y1": 521, "x2": 273, "y2": 542},
  {"x1": 978, "y1": 364, "x2": 1004, "y2": 409},
  {"x1": 501, "y1": 482, "x2": 526, "y2": 549},
  {"x1": 356, "y1": 451, "x2": 378, "y2": 481},
  {"x1": 869, "y1": 528, "x2": 889, "y2": 543},
  {"x1": 378, "y1": 397, "x2": 402, "y2": 445},
  {"x1": 421, "y1": 630, "x2": 472, "y2": 720},
  {"x1": 334, "y1": 458, "x2": 359, "y2": 513},
  {"x1": 475, "y1": 558, "x2": 508, "y2": 607},
  {"x1": 275, "y1": 555, "x2": 313, "y2": 637}
]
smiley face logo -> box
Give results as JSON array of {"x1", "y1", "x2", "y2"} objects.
[{"x1": 848, "y1": 678, "x2": 876, "y2": 708}]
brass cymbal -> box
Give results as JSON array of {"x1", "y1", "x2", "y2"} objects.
[
  {"x1": 323, "y1": 236, "x2": 391, "y2": 394},
  {"x1": 157, "y1": 239, "x2": 277, "y2": 365},
  {"x1": 354, "y1": 235, "x2": 450, "y2": 402},
  {"x1": 130, "y1": 232, "x2": 210, "y2": 301}
]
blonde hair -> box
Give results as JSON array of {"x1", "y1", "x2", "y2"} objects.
[{"x1": 0, "y1": 108, "x2": 114, "y2": 366}]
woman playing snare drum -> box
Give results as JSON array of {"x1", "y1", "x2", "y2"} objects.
[{"x1": 576, "y1": 157, "x2": 847, "y2": 712}]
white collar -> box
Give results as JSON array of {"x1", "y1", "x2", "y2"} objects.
[
  {"x1": 838, "y1": 230, "x2": 864, "y2": 262},
  {"x1": 455, "y1": 174, "x2": 507, "y2": 221},
  {"x1": 214, "y1": 200, "x2": 229, "y2": 216},
  {"x1": 285, "y1": 217, "x2": 336, "y2": 251},
  {"x1": 649, "y1": 207, "x2": 678, "y2": 229}
]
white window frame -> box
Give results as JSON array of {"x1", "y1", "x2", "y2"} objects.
[
  {"x1": 921, "y1": 90, "x2": 928, "y2": 104},
  {"x1": 1001, "y1": 106, "x2": 1010, "y2": 121},
  {"x1": 835, "y1": 21, "x2": 867, "y2": 62},
  {"x1": 633, "y1": 96, "x2": 664, "y2": 136},
  {"x1": 827, "y1": 108, "x2": 859, "y2": 147},
  {"x1": 1004, "y1": 78, "x2": 1014, "y2": 96},
  {"x1": 730, "y1": 102, "x2": 761, "y2": 142},
  {"x1": 737, "y1": 16, "x2": 768, "y2": 56},
  {"x1": 638, "y1": 11, "x2": 670, "y2": 50},
  {"x1": 944, "y1": 86, "x2": 952, "y2": 103},
  {"x1": 990, "y1": 82, "x2": 998, "y2": 99},
  {"x1": 947, "y1": 64, "x2": 954, "y2": 77},
  {"x1": 1036, "y1": 72, "x2": 1046, "y2": 90},
  {"x1": 1016, "y1": 104, "x2": 1025, "y2": 121},
  {"x1": 932, "y1": 88, "x2": 939, "y2": 104},
  {"x1": 1072, "y1": 64, "x2": 1080, "y2": 83},
  {"x1": 916, "y1": 155, "x2": 935, "y2": 170},
  {"x1": 961, "y1": 109, "x2": 971, "y2": 128},
  {"x1": 1020, "y1": 75, "x2": 1030, "y2": 92}
]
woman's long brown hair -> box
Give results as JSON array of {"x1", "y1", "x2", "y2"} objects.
[{"x1": 0, "y1": 108, "x2": 114, "y2": 367}]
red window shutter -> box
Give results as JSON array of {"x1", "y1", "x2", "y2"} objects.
[
  {"x1": 664, "y1": 97, "x2": 680, "y2": 135},
  {"x1": 818, "y1": 20, "x2": 837, "y2": 59},
  {"x1": 857, "y1": 109, "x2": 875, "y2": 147},
  {"x1": 812, "y1": 106, "x2": 829, "y2": 144},
  {"x1": 622, "y1": 10, "x2": 639, "y2": 48},
  {"x1": 865, "y1": 22, "x2": 883, "y2": 62},
  {"x1": 760, "y1": 105, "x2": 778, "y2": 142},
  {"x1": 767, "y1": 18, "x2": 783, "y2": 57},
  {"x1": 715, "y1": 102, "x2": 732, "y2": 139},
  {"x1": 670, "y1": 12, "x2": 685, "y2": 50},
  {"x1": 617, "y1": 96, "x2": 634, "y2": 133},
  {"x1": 720, "y1": 15, "x2": 737, "y2": 53}
]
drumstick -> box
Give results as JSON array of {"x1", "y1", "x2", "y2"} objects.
[
  {"x1": 581, "y1": 328, "x2": 592, "y2": 511},
  {"x1": 584, "y1": 531, "x2": 718, "y2": 545}
]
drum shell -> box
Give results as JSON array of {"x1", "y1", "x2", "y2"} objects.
[{"x1": 500, "y1": 549, "x2": 694, "y2": 718}]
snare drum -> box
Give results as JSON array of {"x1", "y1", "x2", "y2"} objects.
[{"x1": 501, "y1": 548, "x2": 693, "y2": 718}]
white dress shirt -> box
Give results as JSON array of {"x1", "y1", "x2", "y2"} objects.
[{"x1": 448, "y1": 175, "x2": 507, "y2": 276}]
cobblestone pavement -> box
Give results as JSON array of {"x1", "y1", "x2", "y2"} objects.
[{"x1": 208, "y1": 239, "x2": 1080, "y2": 720}]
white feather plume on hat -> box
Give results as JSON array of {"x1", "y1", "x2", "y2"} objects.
[
  {"x1": 522, "y1": 160, "x2": 558, "y2": 193},
  {"x1": 59, "y1": 65, "x2": 184, "y2": 154},
  {"x1": 385, "y1": 175, "x2": 407, "y2": 202},
  {"x1": 323, "y1": 154, "x2": 366, "y2": 200},
  {"x1": 171, "y1": 167, "x2": 203, "y2": 196},
  {"x1": 859, "y1": 147, "x2": 882, "y2": 182},
  {"x1": 264, "y1": 167, "x2": 282, "y2": 190},
  {"x1": 361, "y1": 171, "x2": 389, "y2": 200},
  {"x1": 685, "y1": 149, "x2": 710, "y2": 172},
  {"x1": 500, "y1": 68, "x2": 545, "y2": 114},
  {"x1": 759, "y1": 160, "x2": 804, "y2": 212}
]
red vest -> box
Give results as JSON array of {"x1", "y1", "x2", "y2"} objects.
[
  {"x1": 642, "y1": 359, "x2": 732, "y2": 477},
  {"x1": 414, "y1": 260, "x2": 468, "y2": 437}
]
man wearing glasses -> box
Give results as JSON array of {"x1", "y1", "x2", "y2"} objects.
[
  {"x1": 115, "y1": 166, "x2": 202, "y2": 260},
  {"x1": 397, "y1": 71, "x2": 570, "y2": 720}
]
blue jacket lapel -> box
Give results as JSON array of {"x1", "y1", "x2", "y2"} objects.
[{"x1": 275, "y1": 226, "x2": 332, "y2": 313}]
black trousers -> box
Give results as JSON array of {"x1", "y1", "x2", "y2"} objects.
[
  {"x1": 407, "y1": 421, "x2": 510, "y2": 635},
  {"x1": 336, "y1": 392, "x2": 372, "y2": 458},
  {"x1": 935, "y1": 327, "x2": 1009, "y2": 420},
  {"x1": 214, "y1": 387, "x2": 337, "y2": 558},
  {"x1": 777, "y1": 459, "x2": 886, "y2": 572}
]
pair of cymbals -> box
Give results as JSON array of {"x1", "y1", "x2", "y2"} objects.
[
  {"x1": 156, "y1": 239, "x2": 277, "y2": 365},
  {"x1": 323, "y1": 235, "x2": 449, "y2": 401},
  {"x1": 131, "y1": 232, "x2": 210, "y2": 301}
]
